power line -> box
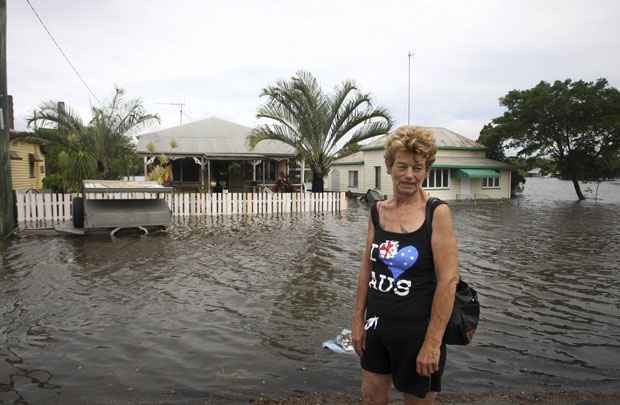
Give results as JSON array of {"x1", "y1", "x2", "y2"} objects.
[{"x1": 24, "y1": 0, "x2": 100, "y2": 103}]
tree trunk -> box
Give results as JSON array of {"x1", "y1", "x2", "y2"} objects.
[
  {"x1": 572, "y1": 177, "x2": 586, "y2": 200},
  {"x1": 311, "y1": 172, "x2": 324, "y2": 192}
]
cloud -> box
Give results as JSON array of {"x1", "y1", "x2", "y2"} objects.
[{"x1": 8, "y1": 0, "x2": 620, "y2": 140}]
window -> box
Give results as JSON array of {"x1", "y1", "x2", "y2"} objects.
[
  {"x1": 422, "y1": 169, "x2": 449, "y2": 189},
  {"x1": 255, "y1": 160, "x2": 278, "y2": 182},
  {"x1": 374, "y1": 166, "x2": 381, "y2": 189},
  {"x1": 28, "y1": 153, "x2": 36, "y2": 178},
  {"x1": 348, "y1": 170, "x2": 359, "y2": 188},
  {"x1": 481, "y1": 176, "x2": 500, "y2": 188}
]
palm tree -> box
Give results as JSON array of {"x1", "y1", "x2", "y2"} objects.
[
  {"x1": 248, "y1": 71, "x2": 393, "y2": 192},
  {"x1": 89, "y1": 87, "x2": 159, "y2": 178},
  {"x1": 28, "y1": 87, "x2": 159, "y2": 189},
  {"x1": 27, "y1": 103, "x2": 96, "y2": 192}
]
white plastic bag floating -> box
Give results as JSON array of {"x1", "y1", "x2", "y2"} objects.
[{"x1": 322, "y1": 329, "x2": 355, "y2": 354}]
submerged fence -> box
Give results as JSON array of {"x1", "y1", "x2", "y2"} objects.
[{"x1": 15, "y1": 191, "x2": 348, "y2": 230}]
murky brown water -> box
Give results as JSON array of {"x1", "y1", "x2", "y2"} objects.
[{"x1": 1, "y1": 178, "x2": 619, "y2": 404}]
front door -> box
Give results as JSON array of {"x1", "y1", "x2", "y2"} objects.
[{"x1": 460, "y1": 177, "x2": 472, "y2": 199}]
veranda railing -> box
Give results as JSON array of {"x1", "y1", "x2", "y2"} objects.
[{"x1": 14, "y1": 191, "x2": 348, "y2": 230}]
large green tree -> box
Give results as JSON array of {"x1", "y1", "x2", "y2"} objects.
[
  {"x1": 478, "y1": 123, "x2": 527, "y2": 196},
  {"x1": 248, "y1": 71, "x2": 393, "y2": 192},
  {"x1": 484, "y1": 78, "x2": 620, "y2": 200},
  {"x1": 28, "y1": 87, "x2": 159, "y2": 191}
]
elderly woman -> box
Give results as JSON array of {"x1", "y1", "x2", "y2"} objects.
[{"x1": 352, "y1": 126, "x2": 459, "y2": 405}]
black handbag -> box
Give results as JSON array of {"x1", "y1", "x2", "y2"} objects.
[{"x1": 426, "y1": 197, "x2": 480, "y2": 345}]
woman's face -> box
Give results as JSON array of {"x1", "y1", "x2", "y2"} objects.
[{"x1": 388, "y1": 149, "x2": 428, "y2": 197}]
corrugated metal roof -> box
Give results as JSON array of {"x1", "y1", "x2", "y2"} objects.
[
  {"x1": 332, "y1": 151, "x2": 364, "y2": 165},
  {"x1": 361, "y1": 127, "x2": 485, "y2": 150},
  {"x1": 433, "y1": 156, "x2": 511, "y2": 169},
  {"x1": 136, "y1": 117, "x2": 296, "y2": 157},
  {"x1": 9, "y1": 130, "x2": 49, "y2": 145}
]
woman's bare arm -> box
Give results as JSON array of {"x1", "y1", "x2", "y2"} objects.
[
  {"x1": 352, "y1": 216, "x2": 375, "y2": 356},
  {"x1": 417, "y1": 204, "x2": 459, "y2": 376}
]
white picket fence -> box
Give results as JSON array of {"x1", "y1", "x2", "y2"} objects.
[{"x1": 15, "y1": 191, "x2": 348, "y2": 230}]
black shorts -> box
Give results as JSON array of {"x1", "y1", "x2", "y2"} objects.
[{"x1": 360, "y1": 316, "x2": 447, "y2": 399}]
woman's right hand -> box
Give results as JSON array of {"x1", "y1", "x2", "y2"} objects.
[{"x1": 352, "y1": 315, "x2": 366, "y2": 356}]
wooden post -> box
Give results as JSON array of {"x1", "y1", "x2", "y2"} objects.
[
  {"x1": 200, "y1": 157, "x2": 205, "y2": 191},
  {"x1": 0, "y1": 0, "x2": 15, "y2": 238},
  {"x1": 300, "y1": 159, "x2": 305, "y2": 192},
  {"x1": 207, "y1": 159, "x2": 211, "y2": 193}
]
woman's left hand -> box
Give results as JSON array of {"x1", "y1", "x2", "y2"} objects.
[{"x1": 416, "y1": 341, "x2": 441, "y2": 377}]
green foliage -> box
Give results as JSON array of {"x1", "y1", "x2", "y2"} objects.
[
  {"x1": 484, "y1": 78, "x2": 620, "y2": 200},
  {"x1": 504, "y1": 157, "x2": 527, "y2": 194},
  {"x1": 335, "y1": 142, "x2": 362, "y2": 159},
  {"x1": 42, "y1": 173, "x2": 65, "y2": 193},
  {"x1": 478, "y1": 124, "x2": 525, "y2": 196},
  {"x1": 248, "y1": 71, "x2": 393, "y2": 192},
  {"x1": 28, "y1": 87, "x2": 160, "y2": 191},
  {"x1": 147, "y1": 147, "x2": 176, "y2": 186},
  {"x1": 59, "y1": 149, "x2": 97, "y2": 192},
  {"x1": 478, "y1": 123, "x2": 506, "y2": 161}
]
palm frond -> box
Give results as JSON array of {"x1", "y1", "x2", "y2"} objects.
[
  {"x1": 256, "y1": 103, "x2": 302, "y2": 140},
  {"x1": 325, "y1": 91, "x2": 373, "y2": 152},
  {"x1": 327, "y1": 80, "x2": 358, "y2": 133},
  {"x1": 27, "y1": 101, "x2": 85, "y2": 135},
  {"x1": 334, "y1": 107, "x2": 393, "y2": 143},
  {"x1": 248, "y1": 125, "x2": 308, "y2": 155}
]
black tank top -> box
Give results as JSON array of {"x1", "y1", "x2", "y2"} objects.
[{"x1": 366, "y1": 199, "x2": 445, "y2": 322}]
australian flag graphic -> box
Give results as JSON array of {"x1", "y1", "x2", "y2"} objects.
[{"x1": 378, "y1": 240, "x2": 419, "y2": 279}]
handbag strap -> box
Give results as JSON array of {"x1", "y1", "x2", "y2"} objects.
[
  {"x1": 426, "y1": 197, "x2": 465, "y2": 289},
  {"x1": 370, "y1": 202, "x2": 380, "y2": 228},
  {"x1": 425, "y1": 196, "x2": 446, "y2": 240}
]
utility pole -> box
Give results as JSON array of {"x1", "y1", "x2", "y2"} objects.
[
  {"x1": 0, "y1": 0, "x2": 15, "y2": 238},
  {"x1": 408, "y1": 50, "x2": 413, "y2": 125},
  {"x1": 157, "y1": 102, "x2": 185, "y2": 126}
]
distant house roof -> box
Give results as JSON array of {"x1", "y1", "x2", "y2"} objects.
[
  {"x1": 433, "y1": 156, "x2": 511, "y2": 169},
  {"x1": 361, "y1": 127, "x2": 486, "y2": 151},
  {"x1": 9, "y1": 130, "x2": 49, "y2": 145},
  {"x1": 332, "y1": 151, "x2": 364, "y2": 166},
  {"x1": 136, "y1": 117, "x2": 296, "y2": 159}
]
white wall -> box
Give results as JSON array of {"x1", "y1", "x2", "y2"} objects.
[
  {"x1": 326, "y1": 164, "x2": 365, "y2": 193},
  {"x1": 363, "y1": 150, "x2": 393, "y2": 196},
  {"x1": 469, "y1": 170, "x2": 511, "y2": 199}
]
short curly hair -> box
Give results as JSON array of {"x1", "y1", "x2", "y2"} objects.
[{"x1": 384, "y1": 125, "x2": 437, "y2": 170}]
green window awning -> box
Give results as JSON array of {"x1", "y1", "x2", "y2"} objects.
[{"x1": 455, "y1": 168, "x2": 499, "y2": 178}]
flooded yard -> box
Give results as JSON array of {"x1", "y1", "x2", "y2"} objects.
[{"x1": 1, "y1": 178, "x2": 619, "y2": 404}]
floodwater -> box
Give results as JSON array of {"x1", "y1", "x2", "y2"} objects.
[{"x1": 0, "y1": 178, "x2": 619, "y2": 404}]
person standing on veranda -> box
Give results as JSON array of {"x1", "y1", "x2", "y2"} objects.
[{"x1": 352, "y1": 126, "x2": 459, "y2": 405}]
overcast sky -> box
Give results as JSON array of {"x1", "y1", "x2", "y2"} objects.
[{"x1": 7, "y1": 0, "x2": 620, "y2": 139}]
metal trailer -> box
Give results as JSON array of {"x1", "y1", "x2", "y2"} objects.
[{"x1": 56, "y1": 180, "x2": 173, "y2": 238}]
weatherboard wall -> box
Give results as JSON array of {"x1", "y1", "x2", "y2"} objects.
[{"x1": 9, "y1": 142, "x2": 45, "y2": 191}]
